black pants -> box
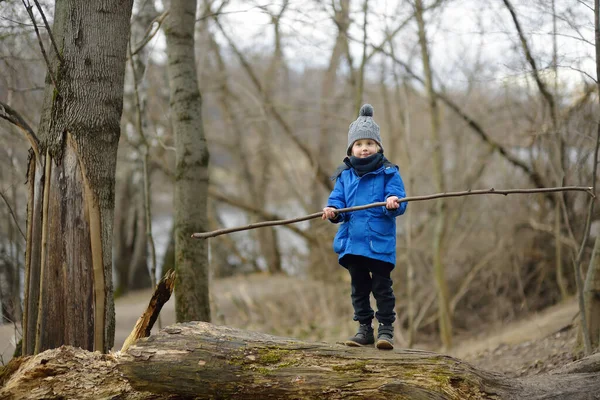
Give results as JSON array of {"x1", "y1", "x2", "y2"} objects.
[{"x1": 343, "y1": 255, "x2": 395, "y2": 325}]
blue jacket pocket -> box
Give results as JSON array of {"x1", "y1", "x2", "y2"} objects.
[
  {"x1": 367, "y1": 218, "x2": 395, "y2": 254},
  {"x1": 333, "y1": 223, "x2": 349, "y2": 254}
]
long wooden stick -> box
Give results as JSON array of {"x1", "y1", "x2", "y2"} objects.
[{"x1": 191, "y1": 186, "x2": 594, "y2": 239}]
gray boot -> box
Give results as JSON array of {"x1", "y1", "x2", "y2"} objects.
[
  {"x1": 345, "y1": 323, "x2": 375, "y2": 346},
  {"x1": 376, "y1": 323, "x2": 394, "y2": 350}
]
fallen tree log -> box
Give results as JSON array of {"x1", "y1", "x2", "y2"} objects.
[{"x1": 1, "y1": 322, "x2": 600, "y2": 399}]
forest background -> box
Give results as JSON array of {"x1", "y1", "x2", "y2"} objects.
[{"x1": 1, "y1": 0, "x2": 599, "y2": 366}]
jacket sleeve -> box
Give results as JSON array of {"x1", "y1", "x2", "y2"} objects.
[
  {"x1": 383, "y1": 168, "x2": 407, "y2": 218},
  {"x1": 326, "y1": 174, "x2": 347, "y2": 223}
]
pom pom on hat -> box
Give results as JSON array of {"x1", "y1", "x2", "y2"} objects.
[
  {"x1": 346, "y1": 104, "x2": 383, "y2": 156},
  {"x1": 359, "y1": 104, "x2": 374, "y2": 117}
]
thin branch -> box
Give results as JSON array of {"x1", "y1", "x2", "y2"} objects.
[
  {"x1": 21, "y1": 0, "x2": 59, "y2": 93},
  {"x1": 375, "y1": 45, "x2": 547, "y2": 191},
  {"x1": 0, "y1": 190, "x2": 26, "y2": 241},
  {"x1": 131, "y1": 11, "x2": 169, "y2": 56},
  {"x1": 196, "y1": 5, "x2": 266, "y2": 22},
  {"x1": 502, "y1": 0, "x2": 556, "y2": 122},
  {"x1": 192, "y1": 186, "x2": 594, "y2": 239},
  {"x1": 552, "y1": 32, "x2": 594, "y2": 47},
  {"x1": 0, "y1": 100, "x2": 41, "y2": 161},
  {"x1": 208, "y1": 187, "x2": 318, "y2": 245},
  {"x1": 32, "y1": 0, "x2": 62, "y2": 63},
  {"x1": 211, "y1": 13, "x2": 333, "y2": 191},
  {"x1": 525, "y1": 219, "x2": 579, "y2": 250},
  {"x1": 576, "y1": 0, "x2": 594, "y2": 12},
  {"x1": 361, "y1": 0, "x2": 445, "y2": 64},
  {"x1": 450, "y1": 240, "x2": 505, "y2": 314},
  {"x1": 558, "y1": 64, "x2": 597, "y2": 83}
]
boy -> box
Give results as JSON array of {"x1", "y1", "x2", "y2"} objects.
[{"x1": 322, "y1": 104, "x2": 407, "y2": 350}]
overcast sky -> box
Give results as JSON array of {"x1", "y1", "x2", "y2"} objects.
[{"x1": 193, "y1": 0, "x2": 596, "y2": 91}]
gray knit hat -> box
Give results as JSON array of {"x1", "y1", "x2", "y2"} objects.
[{"x1": 346, "y1": 104, "x2": 383, "y2": 156}]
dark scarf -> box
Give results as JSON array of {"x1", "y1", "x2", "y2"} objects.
[{"x1": 347, "y1": 152, "x2": 384, "y2": 177}]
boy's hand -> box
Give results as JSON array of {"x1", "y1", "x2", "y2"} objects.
[
  {"x1": 386, "y1": 196, "x2": 400, "y2": 210},
  {"x1": 322, "y1": 207, "x2": 338, "y2": 220}
]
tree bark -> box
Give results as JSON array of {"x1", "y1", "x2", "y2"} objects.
[
  {"x1": 165, "y1": 0, "x2": 211, "y2": 322},
  {"x1": 2, "y1": 322, "x2": 600, "y2": 399},
  {"x1": 21, "y1": 0, "x2": 133, "y2": 355}
]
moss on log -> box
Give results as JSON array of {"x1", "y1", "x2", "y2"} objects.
[{"x1": 1, "y1": 322, "x2": 600, "y2": 399}]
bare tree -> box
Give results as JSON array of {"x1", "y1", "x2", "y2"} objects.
[
  {"x1": 414, "y1": 0, "x2": 452, "y2": 349},
  {"x1": 113, "y1": 0, "x2": 162, "y2": 295},
  {"x1": 165, "y1": 0, "x2": 211, "y2": 322},
  {"x1": 4, "y1": 0, "x2": 135, "y2": 355},
  {"x1": 308, "y1": 0, "x2": 352, "y2": 281},
  {"x1": 247, "y1": 0, "x2": 289, "y2": 274}
]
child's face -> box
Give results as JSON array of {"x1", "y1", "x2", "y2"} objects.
[{"x1": 351, "y1": 139, "x2": 379, "y2": 158}]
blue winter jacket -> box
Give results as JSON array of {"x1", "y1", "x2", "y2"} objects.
[{"x1": 327, "y1": 164, "x2": 407, "y2": 267}]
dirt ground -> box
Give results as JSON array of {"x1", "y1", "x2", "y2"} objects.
[
  {"x1": 0, "y1": 277, "x2": 583, "y2": 378},
  {"x1": 450, "y1": 300, "x2": 579, "y2": 377}
]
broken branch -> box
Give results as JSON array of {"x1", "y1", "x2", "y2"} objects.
[
  {"x1": 192, "y1": 186, "x2": 594, "y2": 239},
  {"x1": 120, "y1": 269, "x2": 176, "y2": 353}
]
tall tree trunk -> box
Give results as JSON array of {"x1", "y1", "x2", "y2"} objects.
[
  {"x1": 165, "y1": 0, "x2": 211, "y2": 322},
  {"x1": 205, "y1": 25, "x2": 261, "y2": 276},
  {"x1": 254, "y1": 2, "x2": 288, "y2": 275},
  {"x1": 204, "y1": 0, "x2": 281, "y2": 275},
  {"x1": 308, "y1": 0, "x2": 351, "y2": 282},
  {"x1": 21, "y1": 0, "x2": 134, "y2": 355},
  {"x1": 414, "y1": 0, "x2": 452, "y2": 350},
  {"x1": 129, "y1": 0, "x2": 159, "y2": 289}
]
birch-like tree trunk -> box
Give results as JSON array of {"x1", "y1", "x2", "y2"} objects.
[
  {"x1": 165, "y1": 0, "x2": 211, "y2": 322},
  {"x1": 21, "y1": 0, "x2": 134, "y2": 355},
  {"x1": 414, "y1": 0, "x2": 452, "y2": 349}
]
